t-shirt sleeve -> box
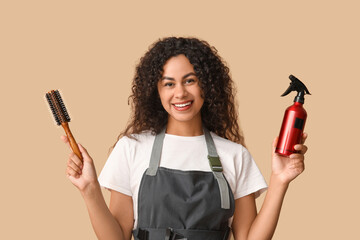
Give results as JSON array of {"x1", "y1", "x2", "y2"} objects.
[
  {"x1": 98, "y1": 137, "x2": 132, "y2": 196},
  {"x1": 233, "y1": 147, "x2": 268, "y2": 199}
]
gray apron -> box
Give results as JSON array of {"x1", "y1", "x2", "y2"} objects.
[{"x1": 133, "y1": 128, "x2": 235, "y2": 240}]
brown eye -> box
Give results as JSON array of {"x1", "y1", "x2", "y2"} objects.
[{"x1": 185, "y1": 79, "x2": 195, "y2": 84}]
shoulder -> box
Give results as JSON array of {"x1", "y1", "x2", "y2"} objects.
[
  {"x1": 210, "y1": 132, "x2": 267, "y2": 199},
  {"x1": 108, "y1": 131, "x2": 156, "y2": 162},
  {"x1": 115, "y1": 130, "x2": 156, "y2": 148},
  {"x1": 210, "y1": 131, "x2": 254, "y2": 170},
  {"x1": 210, "y1": 132, "x2": 246, "y2": 155}
]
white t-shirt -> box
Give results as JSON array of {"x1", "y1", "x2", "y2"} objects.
[{"x1": 98, "y1": 131, "x2": 268, "y2": 228}]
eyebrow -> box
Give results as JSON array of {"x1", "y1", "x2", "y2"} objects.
[{"x1": 161, "y1": 72, "x2": 196, "y2": 81}]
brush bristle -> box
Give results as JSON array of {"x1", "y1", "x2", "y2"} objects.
[
  {"x1": 45, "y1": 90, "x2": 71, "y2": 125},
  {"x1": 46, "y1": 93, "x2": 61, "y2": 125},
  {"x1": 54, "y1": 90, "x2": 71, "y2": 122}
]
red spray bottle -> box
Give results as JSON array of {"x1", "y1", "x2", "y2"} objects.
[{"x1": 275, "y1": 75, "x2": 311, "y2": 156}]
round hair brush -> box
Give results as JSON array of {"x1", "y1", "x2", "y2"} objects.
[{"x1": 45, "y1": 90, "x2": 83, "y2": 161}]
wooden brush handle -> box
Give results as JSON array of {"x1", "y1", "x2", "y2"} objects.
[{"x1": 61, "y1": 122, "x2": 83, "y2": 161}]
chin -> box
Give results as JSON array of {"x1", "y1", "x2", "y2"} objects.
[{"x1": 170, "y1": 113, "x2": 201, "y2": 124}]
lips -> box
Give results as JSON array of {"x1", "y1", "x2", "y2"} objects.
[{"x1": 172, "y1": 101, "x2": 193, "y2": 111}]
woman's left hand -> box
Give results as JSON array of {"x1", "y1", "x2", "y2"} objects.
[{"x1": 271, "y1": 133, "x2": 308, "y2": 184}]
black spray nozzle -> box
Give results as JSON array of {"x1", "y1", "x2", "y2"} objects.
[{"x1": 281, "y1": 75, "x2": 311, "y2": 104}]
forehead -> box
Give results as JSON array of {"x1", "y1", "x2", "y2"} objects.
[{"x1": 162, "y1": 55, "x2": 195, "y2": 76}]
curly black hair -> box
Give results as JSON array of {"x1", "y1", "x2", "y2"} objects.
[{"x1": 111, "y1": 37, "x2": 245, "y2": 151}]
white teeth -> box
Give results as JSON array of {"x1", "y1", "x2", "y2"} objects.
[{"x1": 174, "y1": 102, "x2": 191, "y2": 107}]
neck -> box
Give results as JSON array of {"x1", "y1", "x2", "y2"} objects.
[{"x1": 166, "y1": 116, "x2": 203, "y2": 136}]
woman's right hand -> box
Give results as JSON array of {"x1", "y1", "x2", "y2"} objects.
[{"x1": 61, "y1": 136, "x2": 99, "y2": 195}]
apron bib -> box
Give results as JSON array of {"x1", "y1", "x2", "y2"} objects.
[{"x1": 133, "y1": 128, "x2": 235, "y2": 240}]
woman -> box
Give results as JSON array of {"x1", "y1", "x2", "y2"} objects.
[{"x1": 63, "y1": 37, "x2": 308, "y2": 240}]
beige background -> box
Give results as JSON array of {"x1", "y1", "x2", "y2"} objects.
[{"x1": 1, "y1": 0, "x2": 359, "y2": 239}]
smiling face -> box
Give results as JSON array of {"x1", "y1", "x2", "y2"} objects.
[{"x1": 157, "y1": 54, "x2": 204, "y2": 132}]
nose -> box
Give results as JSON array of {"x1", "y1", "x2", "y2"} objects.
[{"x1": 174, "y1": 84, "x2": 187, "y2": 99}]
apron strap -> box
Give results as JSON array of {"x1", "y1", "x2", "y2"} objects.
[
  {"x1": 204, "y1": 128, "x2": 222, "y2": 172},
  {"x1": 146, "y1": 127, "x2": 166, "y2": 176},
  {"x1": 204, "y1": 128, "x2": 230, "y2": 209},
  {"x1": 213, "y1": 171, "x2": 231, "y2": 209},
  {"x1": 145, "y1": 126, "x2": 230, "y2": 209}
]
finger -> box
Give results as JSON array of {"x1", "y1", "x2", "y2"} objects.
[
  {"x1": 66, "y1": 166, "x2": 80, "y2": 178},
  {"x1": 60, "y1": 135, "x2": 68, "y2": 144},
  {"x1": 68, "y1": 152, "x2": 83, "y2": 169},
  {"x1": 289, "y1": 154, "x2": 305, "y2": 172},
  {"x1": 60, "y1": 135, "x2": 72, "y2": 151},
  {"x1": 289, "y1": 153, "x2": 305, "y2": 161},
  {"x1": 294, "y1": 144, "x2": 308, "y2": 155},
  {"x1": 67, "y1": 174, "x2": 78, "y2": 182},
  {"x1": 300, "y1": 132, "x2": 308, "y2": 144},
  {"x1": 78, "y1": 143, "x2": 92, "y2": 163},
  {"x1": 67, "y1": 157, "x2": 82, "y2": 174},
  {"x1": 68, "y1": 163, "x2": 82, "y2": 175},
  {"x1": 272, "y1": 136, "x2": 279, "y2": 153},
  {"x1": 289, "y1": 160, "x2": 305, "y2": 173}
]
